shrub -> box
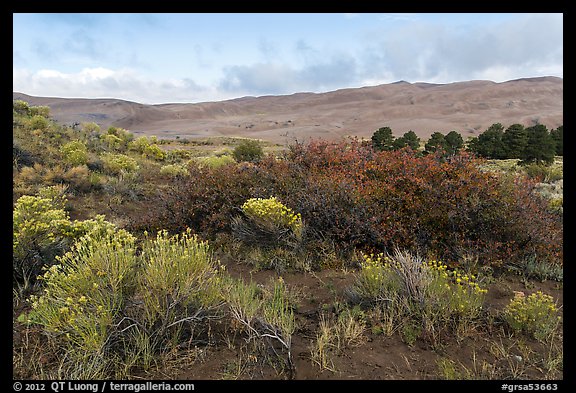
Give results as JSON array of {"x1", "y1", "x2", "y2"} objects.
[
  {"x1": 13, "y1": 186, "x2": 131, "y2": 286},
  {"x1": 137, "y1": 139, "x2": 562, "y2": 268},
  {"x1": 13, "y1": 187, "x2": 73, "y2": 283},
  {"x1": 165, "y1": 149, "x2": 192, "y2": 163},
  {"x1": 233, "y1": 139, "x2": 264, "y2": 162},
  {"x1": 28, "y1": 115, "x2": 50, "y2": 130},
  {"x1": 81, "y1": 122, "x2": 101, "y2": 135},
  {"x1": 350, "y1": 249, "x2": 487, "y2": 342},
  {"x1": 142, "y1": 143, "x2": 166, "y2": 161},
  {"x1": 128, "y1": 136, "x2": 151, "y2": 153},
  {"x1": 21, "y1": 228, "x2": 224, "y2": 378},
  {"x1": 13, "y1": 143, "x2": 37, "y2": 169},
  {"x1": 130, "y1": 162, "x2": 269, "y2": 235},
  {"x1": 101, "y1": 134, "x2": 123, "y2": 151},
  {"x1": 131, "y1": 230, "x2": 224, "y2": 343},
  {"x1": 522, "y1": 162, "x2": 563, "y2": 182},
  {"x1": 25, "y1": 231, "x2": 137, "y2": 378},
  {"x1": 100, "y1": 153, "x2": 139, "y2": 175},
  {"x1": 310, "y1": 306, "x2": 365, "y2": 372},
  {"x1": 61, "y1": 140, "x2": 89, "y2": 166},
  {"x1": 424, "y1": 258, "x2": 487, "y2": 334},
  {"x1": 196, "y1": 155, "x2": 236, "y2": 169},
  {"x1": 226, "y1": 276, "x2": 295, "y2": 374},
  {"x1": 503, "y1": 291, "x2": 560, "y2": 341},
  {"x1": 13, "y1": 99, "x2": 31, "y2": 116},
  {"x1": 241, "y1": 197, "x2": 302, "y2": 238},
  {"x1": 62, "y1": 165, "x2": 92, "y2": 193},
  {"x1": 159, "y1": 163, "x2": 189, "y2": 178}
]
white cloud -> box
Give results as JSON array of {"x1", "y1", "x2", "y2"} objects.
[
  {"x1": 360, "y1": 13, "x2": 563, "y2": 84},
  {"x1": 12, "y1": 67, "x2": 226, "y2": 104}
]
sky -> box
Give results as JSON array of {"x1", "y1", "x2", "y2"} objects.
[{"x1": 13, "y1": 13, "x2": 563, "y2": 104}]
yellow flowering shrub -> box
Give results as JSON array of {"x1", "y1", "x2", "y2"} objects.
[
  {"x1": 136, "y1": 229, "x2": 224, "y2": 330},
  {"x1": 27, "y1": 232, "x2": 136, "y2": 356},
  {"x1": 503, "y1": 290, "x2": 560, "y2": 341},
  {"x1": 22, "y1": 228, "x2": 225, "y2": 377},
  {"x1": 159, "y1": 163, "x2": 189, "y2": 177},
  {"x1": 60, "y1": 140, "x2": 88, "y2": 166},
  {"x1": 13, "y1": 188, "x2": 74, "y2": 281},
  {"x1": 241, "y1": 196, "x2": 303, "y2": 237},
  {"x1": 100, "y1": 152, "x2": 139, "y2": 175},
  {"x1": 353, "y1": 251, "x2": 488, "y2": 340},
  {"x1": 354, "y1": 253, "x2": 402, "y2": 301},
  {"x1": 196, "y1": 155, "x2": 236, "y2": 169},
  {"x1": 13, "y1": 186, "x2": 134, "y2": 284},
  {"x1": 426, "y1": 259, "x2": 487, "y2": 319}
]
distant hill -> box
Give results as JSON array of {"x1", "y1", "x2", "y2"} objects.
[{"x1": 13, "y1": 76, "x2": 563, "y2": 144}]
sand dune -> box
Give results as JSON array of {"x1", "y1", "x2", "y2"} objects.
[{"x1": 13, "y1": 76, "x2": 562, "y2": 144}]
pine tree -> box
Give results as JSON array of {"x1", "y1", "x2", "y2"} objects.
[
  {"x1": 402, "y1": 130, "x2": 421, "y2": 150},
  {"x1": 392, "y1": 130, "x2": 420, "y2": 151},
  {"x1": 502, "y1": 124, "x2": 528, "y2": 159},
  {"x1": 444, "y1": 130, "x2": 464, "y2": 155},
  {"x1": 472, "y1": 123, "x2": 506, "y2": 159},
  {"x1": 424, "y1": 132, "x2": 446, "y2": 154},
  {"x1": 550, "y1": 125, "x2": 563, "y2": 156},
  {"x1": 521, "y1": 124, "x2": 556, "y2": 165},
  {"x1": 371, "y1": 127, "x2": 395, "y2": 151}
]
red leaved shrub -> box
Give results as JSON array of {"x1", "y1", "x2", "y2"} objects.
[{"x1": 131, "y1": 139, "x2": 562, "y2": 268}]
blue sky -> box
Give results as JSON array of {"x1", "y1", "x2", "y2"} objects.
[{"x1": 13, "y1": 13, "x2": 563, "y2": 104}]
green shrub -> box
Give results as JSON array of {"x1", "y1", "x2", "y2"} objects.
[
  {"x1": 13, "y1": 99, "x2": 31, "y2": 116},
  {"x1": 29, "y1": 105, "x2": 50, "y2": 118},
  {"x1": 165, "y1": 149, "x2": 192, "y2": 163},
  {"x1": 233, "y1": 139, "x2": 264, "y2": 162},
  {"x1": 352, "y1": 252, "x2": 403, "y2": 303},
  {"x1": 226, "y1": 276, "x2": 295, "y2": 373},
  {"x1": 28, "y1": 115, "x2": 50, "y2": 130},
  {"x1": 522, "y1": 162, "x2": 563, "y2": 182},
  {"x1": 101, "y1": 134, "x2": 123, "y2": 151},
  {"x1": 81, "y1": 122, "x2": 101, "y2": 135},
  {"x1": 13, "y1": 186, "x2": 132, "y2": 286},
  {"x1": 128, "y1": 136, "x2": 151, "y2": 154},
  {"x1": 134, "y1": 229, "x2": 223, "y2": 335},
  {"x1": 503, "y1": 291, "x2": 560, "y2": 341}
]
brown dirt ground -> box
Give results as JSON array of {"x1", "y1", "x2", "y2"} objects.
[
  {"x1": 12, "y1": 254, "x2": 563, "y2": 381},
  {"x1": 135, "y1": 256, "x2": 563, "y2": 380}
]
